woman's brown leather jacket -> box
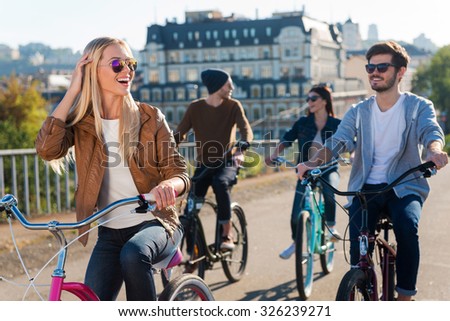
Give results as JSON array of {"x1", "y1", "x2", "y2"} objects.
[{"x1": 35, "y1": 102, "x2": 190, "y2": 246}]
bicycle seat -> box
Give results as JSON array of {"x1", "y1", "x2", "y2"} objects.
[{"x1": 153, "y1": 247, "x2": 183, "y2": 270}]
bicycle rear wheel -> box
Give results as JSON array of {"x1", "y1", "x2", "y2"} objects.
[
  {"x1": 158, "y1": 274, "x2": 215, "y2": 301},
  {"x1": 161, "y1": 216, "x2": 207, "y2": 286},
  {"x1": 335, "y1": 269, "x2": 372, "y2": 301},
  {"x1": 222, "y1": 203, "x2": 248, "y2": 282},
  {"x1": 295, "y1": 210, "x2": 314, "y2": 300},
  {"x1": 319, "y1": 220, "x2": 335, "y2": 274}
]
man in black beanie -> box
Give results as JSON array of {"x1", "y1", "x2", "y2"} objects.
[
  {"x1": 175, "y1": 68, "x2": 253, "y2": 251},
  {"x1": 201, "y1": 68, "x2": 230, "y2": 94}
]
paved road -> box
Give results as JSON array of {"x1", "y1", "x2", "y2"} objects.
[{"x1": 1, "y1": 162, "x2": 449, "y2": 301}]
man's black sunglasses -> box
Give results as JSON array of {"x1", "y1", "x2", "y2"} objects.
[{"x1": 365, "y1": 63, "x2": 398, "y2": 74}]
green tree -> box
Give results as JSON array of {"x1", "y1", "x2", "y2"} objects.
[
  {"x1": 0, "y1": 73, "x2": 48, "y2": 148},
  {"x1": 411, "y1": 45, "x2": 450, "y2": 133}
]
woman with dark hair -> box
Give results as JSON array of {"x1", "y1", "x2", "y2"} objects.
[{"x1": 265, "y1": 84, "x2": 341, "y2": 259}]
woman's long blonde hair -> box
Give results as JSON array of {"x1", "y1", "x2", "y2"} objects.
[{"x1": 51, "y1": 37, "x2": 140, "y2": 173}]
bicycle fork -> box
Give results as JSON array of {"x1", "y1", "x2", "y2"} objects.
[{"x1": 377, "y1": 237, "x2": 396, "y2": 300}]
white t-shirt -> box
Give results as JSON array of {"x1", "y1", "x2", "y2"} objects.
[
  {"x1": 366, "y1": 94, "x2": 406, "y2": 184},
  {"x1": 97, "y1": 119, "x2": 154, "y2": 228}
]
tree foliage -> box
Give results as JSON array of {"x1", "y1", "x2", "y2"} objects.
[
  {"x1": 0, "y1": 74, "x2": 48, "y2": 148},
  {"x1": 411, "y1": 45, "x2": 450, "y2": 132}
]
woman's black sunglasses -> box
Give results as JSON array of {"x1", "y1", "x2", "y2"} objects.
[
  {"x1": 306, "y1": 95, "x2": 320, "y2": 102},
  {"x1": 109, "y1": 58, "x2": 138, "y2": 73},
  {"x1": 365, "y1": 63, "x2": 397, "y2": 74}
]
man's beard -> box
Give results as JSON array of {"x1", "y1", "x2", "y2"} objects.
[{"x1": 371, "y1": 72, "x2": 397, "y2": 93}]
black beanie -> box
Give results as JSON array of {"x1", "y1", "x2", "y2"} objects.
[{"x1": 201, "y1": 68, "x2": 230, "y2": 94}]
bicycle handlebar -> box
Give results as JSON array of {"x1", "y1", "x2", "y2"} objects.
[
  {"x1": 272, "y1": 156, "x2": 351, "y2": 174},
  {"x1": 304, "y1": 161, "x2": 437, "y2": 197},
  {"x1": 0, "y1": 193, "x2": 156, "y2": 231},
  {"x1": 190, "y1": 140, "x2": 250, "y2": 182}
]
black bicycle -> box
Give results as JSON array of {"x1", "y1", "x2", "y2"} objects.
[{"x1": 162, "y1": 142, "x2": 249, "y2": 285}]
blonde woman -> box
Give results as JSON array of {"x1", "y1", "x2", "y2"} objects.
[{"x1": 35, "y1": 37, "x2": 190, "y2": 301}]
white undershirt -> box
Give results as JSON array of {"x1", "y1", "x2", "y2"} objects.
[
  {"x1": 366, "y1": 94, "x2": 406, "y2": 184},
  {"x1": 97, "y1": 119, "x2": 153, "y2": 228}
]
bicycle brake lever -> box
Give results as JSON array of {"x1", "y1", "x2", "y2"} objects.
[
  {"x1": 135, "y1": 194, "x2": 157, "y2": 213},
  {"x1": 423, "y1": 168, "x2": 437, "y2": 178}
]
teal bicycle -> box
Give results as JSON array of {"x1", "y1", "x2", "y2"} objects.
[{"x1": 273, "y1": 157, "x2": 342, "y2": 300}]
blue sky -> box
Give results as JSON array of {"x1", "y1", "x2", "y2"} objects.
[{"x1": 2, "y1": 0, "x2": 448, "y2": 52}]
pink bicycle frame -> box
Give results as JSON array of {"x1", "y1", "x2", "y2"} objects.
[{"x1": 49, "y1": 277, "x2": 99, "y2": 301}]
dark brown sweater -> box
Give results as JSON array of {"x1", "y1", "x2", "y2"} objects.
[{"x1": 175, "y1": 98, "x2": 253, "y2": 165}]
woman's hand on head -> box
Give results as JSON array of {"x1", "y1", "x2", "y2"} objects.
[{"x1": 69, "y1": 53, "x2": 92, "y2": 95}]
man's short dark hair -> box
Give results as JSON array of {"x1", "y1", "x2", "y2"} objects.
[{"x1": 366, "y1": 41, "x2": 410, "y2": 68}]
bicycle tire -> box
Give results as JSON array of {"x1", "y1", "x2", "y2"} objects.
[
  {"x1": 222, "y1": 203, "x2": 248, "y2": 282},
  {"x1": 319, "y1": 219, "x2": 335, "y2": 274},
  {"x1": 158, "y1": 274, "x2": 215, "y2": 301},
  {"x1": 335, "y1": 269, "x2": 372, "y2": 301},
  {"x1": 295, "y1": 210, "x2": 314, "y2": 300},
  {"x1": 161, "y1": 216, "x2": 207, "y2": 287}
]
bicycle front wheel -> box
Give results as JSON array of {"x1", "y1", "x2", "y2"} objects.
[
  {"x1": 221, "y1": 203, "x2": 248, "y2": 282},
  {"x1": 295, "y1": 210, "x2": 314, "y2": 300},
  {"x1": 335, "y1": 269, "x2": 372, "y2": 301},
  {"x1": 159, "y1": 274, "x2": 215, "y2": 301}
]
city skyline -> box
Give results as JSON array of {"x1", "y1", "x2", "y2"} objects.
[{"x1": 2, "y1": 0, "x2": 448, "y2": 52}]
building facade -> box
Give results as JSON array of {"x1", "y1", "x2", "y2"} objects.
[{"x1": 138, "y1": 10, "x2": 366, "y2": 139}]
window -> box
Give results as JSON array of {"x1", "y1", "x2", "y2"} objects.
[
  {"x1": 166, "y1": 110, "x2": 174, "y2": 122},
  {"x1": 261, "y1": 65, "x2": 273, "y2": 79},
  {"x1": 140, "y1": 88, "x2": 150, "y2": 102},
  {"x1": 186, "y1": 69, "x2": 198, "y2": 82},
  {"x1": 149, "y1": 71, "x2": 159, "y2": 83},
  {"x1": 164, "y1": 89, "x2": 174, "y2": 101},
  {"x1": 264, "y1": 85, "x2": 274, "y2": 98},
  {"x1": 253, "y1": 107, "x2": 261, "y2": 120},
  {"x1": 276, "y1": 84, "x2": 287, "y2": 97},
  {"x1": 177, "y1": 108, "x2": 186, "y2": 122},
  {"x1": 241, "y1": 66, "x2": 253, "y2": 78},
  {"x1": 152, "y1": 89, "x2": 162, "y2": 101},
  {"x1": 251, "y1": 86, "x2": 261, "y2": 98},
  {"x1": 168, "y1": 70, "x2": 180, "y2": 82},
  {"x1": 280, "y1": 67, "x2": 289, "y2": 78},
  {"x1": 290, "y1": 83, "x2": 300, "y2": 96},
  {"x1": 265, "y1": 107, "x2": 273, "y2": 117},
  {"x1": 187, "y1": 85, "x2": 198, "y2": 100},
  {"x1": 266, "y1": 27, "x2": 272, "y2": 36},
  {"x1": 176, "y1": 87, "x2": 185, "y2": 100}
]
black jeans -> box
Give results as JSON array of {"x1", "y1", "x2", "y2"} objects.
[{"x1": 186, "y1": 161, "x2": 238, "y2": 224}]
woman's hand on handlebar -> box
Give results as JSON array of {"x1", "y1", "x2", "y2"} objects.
[
  {"x1": 149, "y1": 182, "x2": 177, "y2": 210},
  {"x1": 296, "y1": 162, "x2": 313, "y2": 180}
]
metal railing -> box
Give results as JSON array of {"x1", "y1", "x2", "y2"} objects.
[{"x1": 0, "y1": 140, "x2": 277, "y2": 217}]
